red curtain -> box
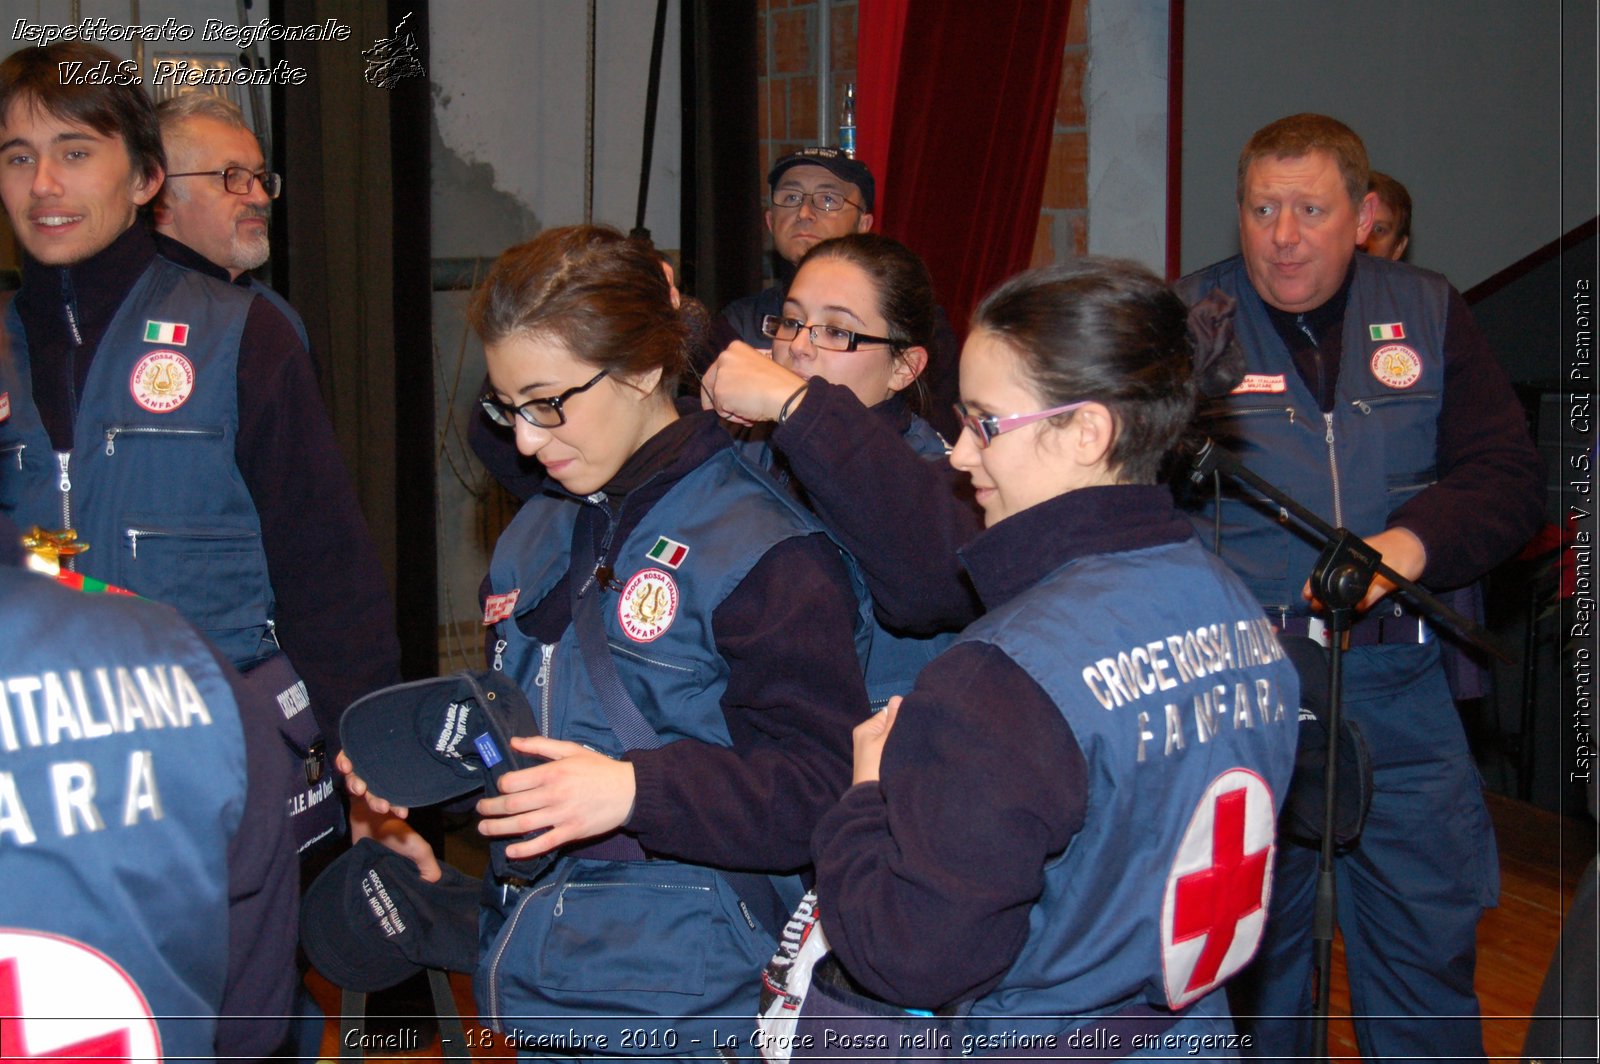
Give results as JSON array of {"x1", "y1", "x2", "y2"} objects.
[{"x1": 857, "y1": 0, "x2": 1072, "y2": 337}]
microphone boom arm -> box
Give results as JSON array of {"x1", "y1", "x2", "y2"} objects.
[{"x1": 1189, "y1": 438, "x2": 1516, "y2": 664}]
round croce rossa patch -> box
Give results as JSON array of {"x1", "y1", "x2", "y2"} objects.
[
  {"x1": 1369, "y1": 343, "x2": 1422, "y2": 389},
  {"x1": 618, "y1": 567, "x2": 679, "y2": 642},
  {"x1": 1159, "y1": 769, "x2": 1277, "y2": 1009},
  {"x1": 129, "y1": 350, "x2": 196, "y2": 412},
  {"x1": 0, "y1": 927, "x2": 162, "y2": 1060}
]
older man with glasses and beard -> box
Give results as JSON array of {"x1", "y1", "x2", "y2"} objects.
[{"x1": 152, "y1": 93, "x2": 309, "y2": 351}]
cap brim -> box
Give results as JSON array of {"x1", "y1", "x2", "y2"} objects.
[
  {"x1": 341, "y1": 670, "x2": 547, "y2": 808},
  {"x1": 300, "y1": 840, "x2": 424, "y2": 992},
  {"x1": 340, "y1": 674, "x2": 495, "y2": 807}
]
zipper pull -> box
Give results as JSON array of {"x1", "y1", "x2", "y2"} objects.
[
  {"x1": 553, "y1": 884, "x2": 569, "y2": 917},
  {"x1": 105, "y1": 428, "x2": 117, "y2": 456},
  {"x1": 534, "y1": 643, "x2": 552, "y2": 687},
  {"x1": 1354, "y1": 399, "x2": 1372, "y2": 414},
  {"x1": 1287, "y1": 408, "x2": 1296, "y2": 426},
  {"x1": 56, "y1": 451, "x2": 70, "y2": 493},
  {"x1": 127, "y1": 529, "x2": 142, "y2": 559},
  {"x1": 1324, "y1": 412, "x2": 1335, "y2": 444},
  {"x1": 492, "y1": 638, "x2": 507, "y2": 672}
]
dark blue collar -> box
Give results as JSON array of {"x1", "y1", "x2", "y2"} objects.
[{"x1": 959, "y1": 484, "x2": 1195, "y2": 610}]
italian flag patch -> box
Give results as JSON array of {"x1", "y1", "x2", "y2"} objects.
[
  {"x1": 144, "y1": 320, "x2": 190, "y2": 345},
  {"x1": 647, "y1": 535, "x2": 689, "y2": 569},
  {"x1": 1368, "y1": 323, "x2": 1405, "y2": 341}
]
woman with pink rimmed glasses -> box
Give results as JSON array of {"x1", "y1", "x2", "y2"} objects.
[{"x1": 758, "y1": 258, "x2": 1300, "y2": 1060}]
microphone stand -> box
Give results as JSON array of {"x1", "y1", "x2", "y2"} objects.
[{"x1": 1188, "y1": 439, "x2": 1513, "y2": 1064}]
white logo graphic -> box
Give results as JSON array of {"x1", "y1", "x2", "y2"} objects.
[
  {"x1": 129, "y1": 351, "x2": 195, "y2": 413},
  {"x1": 0, "y1": 927, "x2": 162, "y2": 1061},
  {"x1": 617, "y1": 567, "x2": 679, "y2": 642},
  {"x1": 1369, "y1": 344, "x2": 1422, "y2": 389},
  {"x1": 1160, "y1": 770, "x2": 1276, "y2": 1009}
]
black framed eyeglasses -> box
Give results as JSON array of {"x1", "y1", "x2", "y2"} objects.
[
  {"x1": 479, "y1": 368, "x2": 609, "y2": 429},
  {"x1": 953, "y1": 399, "x2": 1089, "y2": 448},
  {"x1": 166, "y1": 166, "x2": 282, "y2": 199},
  {"x1": 761, "y1": 314, "x2": 896, "y2": 353},
  {"x1": 769, "y1": 189, "x2": 863, "y2": 213}
]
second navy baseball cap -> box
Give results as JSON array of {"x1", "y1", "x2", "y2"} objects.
[{"x1": 768, "y1": 147, "x2": 875, "y2": 212}]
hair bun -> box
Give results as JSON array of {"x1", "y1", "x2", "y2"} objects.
[{"x1": 1187, "y1": 289, "x2": 1245, "y2": 398}]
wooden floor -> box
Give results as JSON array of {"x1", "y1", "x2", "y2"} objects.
[{"x1": 310, "y1": 792, "x2": 1595, "y2": 1062}]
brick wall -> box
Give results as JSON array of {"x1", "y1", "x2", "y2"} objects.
[
  {"x1": 1034, "y1": 0, "x2": 1090, "y2": 266},
  {"x1": 757, "y1": 0, "x2": 858, "y2": 181},
  {"x1": 756, "y1": 0, "x2": 1088, "y2": 268}
]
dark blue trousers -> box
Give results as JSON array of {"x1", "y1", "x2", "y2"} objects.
[{"x1": 1230, "y1": 642, "x2": 1496, "y2": 1063}]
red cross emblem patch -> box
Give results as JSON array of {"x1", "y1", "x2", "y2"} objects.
[
  {"x1": 0, "y1": 928, "x2": 161, "y2": 1061},
  {"x1": 1160, "y1": 769, "x2": 1276, "y2": 1009}
]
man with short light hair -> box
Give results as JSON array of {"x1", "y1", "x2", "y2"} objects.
[
  {"x1": 1179, "y1": 112, "x2": 1543, "y2": 1060},
  {"x1": 153, "y1": 93, "x2": 308, "y2": 347}
]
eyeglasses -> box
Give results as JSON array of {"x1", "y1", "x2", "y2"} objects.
[
  {"x1": 954, "y1": 399, "x2": 1089, "y2": 448},
  {"x1": 166, "y1": 167, "x2": 282, "y2": 199},
  {"x1": 479, "y1": 369, "x2": 609, "y2": 429},
  {"x1": 761, "y1": 315, "x2": 896, "y2": 353},
  {"x1": 769, "y1": 189, "x2": 863, "y2": 213}
]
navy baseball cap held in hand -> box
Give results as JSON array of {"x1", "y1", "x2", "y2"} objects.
[
  {"x1": 341, "y1": 669, "x2": 539, "y2": 807},
  {"x1": 300, "y1": 838, "x2": 479, "y2": 993},
  {"x1": 768, "y1": 147, "x2": 876, "y2": 212},
  {"x1": 341, "y1": 669, "x2": 554, "y2": 879}
]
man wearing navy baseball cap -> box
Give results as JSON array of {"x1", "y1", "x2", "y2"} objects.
[
  {"x1": 711, "y1": 147, "x2": 961, "y2": 439},
  {"x1": 712, "y1": 147, "x2": 877, "y2": 354}
]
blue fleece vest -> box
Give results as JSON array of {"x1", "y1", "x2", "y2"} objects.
[
  {"x1": 0, "y1": 258, "x2": 274, "y2": 667},
  {"x1": 1175, "y1": 254, "x2": 1448, "y2": 617},
  {"x1": 739, "y1": 411, "x2": 956, "y2": 709},
  {"x1": 0, "y1": 566, "x2": 245, "y2": 1060},
  {"x1": 476, "y1": 445, "x2": 868, "y2": 1044},
  {"x1": 958, "y1": 538, "x2": 1298, "y2": 1037}
]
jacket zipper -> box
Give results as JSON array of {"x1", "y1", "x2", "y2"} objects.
[
  {"x1": 55, "y1": 451, "x2": 74, "y2": 571},
  {"x1": 1323, "y1": 413, "x2": 1343, "y2": 527},
  {"x1": 551, "y1": 879, "x2": 714, "y2": 917},
  {"x1": 1351, "y1": 392, "x2": 1440, "y2": 414},
  {"x1": 608, "y1": 643, "x2": 694, "y2": 674},
  {"x1": 125, "y1": 525, "x2": 255, "y2": 560},
  {"x1": 485, "y1": 880, "x2": 559, "y2": 1029},
  {"x1": 61, "y1": 270, "x2": 83, "y2": 346},
  {"x1": 535, "y1": 642, "x2": 554, "y2": 737},
  {"x1": 105, "y1": 424, "x2": 224, "y2": 456}
]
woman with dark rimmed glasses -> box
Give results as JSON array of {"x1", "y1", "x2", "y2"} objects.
[
  {"x1": 701, "y1": 234, "x2": 985, "y2": 683},
  {"x1": 759, "y1": 258, "x2": 1299, "y2": 1059},
  {"x1": 342, "y1": 225, "x2": 872, "y2": 1058}
]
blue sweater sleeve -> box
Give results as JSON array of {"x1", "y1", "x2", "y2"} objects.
[
  {"x1": 772, "y1": 379, "x2": 983, "y2": 633},
  {"x1": 234, "y1": 297, "x2": 403, "y2": 749},
  {"x1": 214, "y1": 644, "x2": 299, "y2": 1058},
  {"x1": 812, "y1": 642, "x2": 1086, "y2": 1008}
]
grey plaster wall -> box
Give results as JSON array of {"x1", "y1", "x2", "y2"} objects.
[
  {"x1": 1086, "y1": 0, "x2": 1169, "y2": 273},
  {"x1": 429, "y1": 0, "x2": 684, "y2": 656},
  {"x1": 1179, "y1": 0, "x2": 1595, "y2": 290}
]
